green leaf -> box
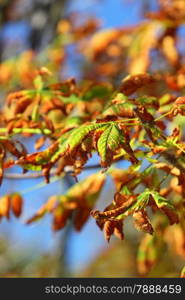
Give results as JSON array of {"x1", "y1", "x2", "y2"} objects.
[
  {"x1": 159, "y1": 94, "x2": 171, "y2": 105},
  {"x1": 67, "y1": 123, "x2": 106, "y2": 151},
  {"x1": 103, "y1": 100, "x2": 135, "y2": 115},
  {"x1": 145, "y1": 157, "x2": 159, "y2": 164},
  {"x1": 137, "y1": 96, "x2": 157, "y2": 105},
  {"x1": 51, "y1": 123, "x2": 106, "y2": 163},
  {"x1": 151, "y1": 191, "x2": 171, "y2": 208},
  {"x1": 83, "y1": 85, "x2": 112, "y2": 101},
  {"x1": 21, "y1": 164, "x2": 42, "y2": 171},
  {"x1": 97, "y1": 124, "x2": 124, "y2": 164},
  {"x1": 117, "y1": 188, "x2": 151, "y2": 220},
  {"x1": 58, "y1": 94, "x2": 82, "y2": 103},
  {"x1": 34, "y1": 75, "x2": 44, "y2": 90},
  {"x1": 120, "y1": 186, "x2": 132, "y2": 195},
  {"x1": 136, "y1": 189, "x2": 151, "y2": 208},
  {"x1": 31, "y1": 104, "x2": 40, "y2": 122},
  {"x1": 142, "y1": 165, "x2": 154, "y2": 177},
  {"x1": 17, "y1": 122, "x2": 108, "y2": 169},
  {"x1": 64, "y1": 116, "x2": 84, "y2": 127},
  {"x1": 115, "y1": 93, "x2": 128, "y2": 101},
  {"x1": 130, "y1": 161, "x2": 142, "y2": 172}
]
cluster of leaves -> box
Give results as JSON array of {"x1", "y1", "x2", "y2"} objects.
[{"x1": 0, "y1": 0, "x2": 185, "y2": 277}]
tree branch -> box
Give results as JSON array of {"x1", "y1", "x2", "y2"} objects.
[
  {"x1": 0, "y1": 128, "x2": 51, "y2": 136},
  {"x1": 4, "y1": 164, "x2": 102, "y2": 179}
]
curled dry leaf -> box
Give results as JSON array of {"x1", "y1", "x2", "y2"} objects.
[
  {"x1": 103, "y1": 219, "x2": 124, "y2": 242},
  {"x1": 133, "y1": 209, "x2": 154, "y2": 235}
]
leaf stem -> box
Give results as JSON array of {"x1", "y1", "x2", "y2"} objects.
[
  {"x1": 0, "y1": 127, "x2": 51, "y2": 136},
  {"x1": 154, "y1": 111, "x2": 171, "y2": 121}
]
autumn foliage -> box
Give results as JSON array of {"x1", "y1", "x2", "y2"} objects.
[{"x1": 0, "y1": 0, "x2": 185, "y2": 277}]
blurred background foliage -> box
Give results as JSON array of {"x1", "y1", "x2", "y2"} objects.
[{"x1": 0, "y1": 0, "x2": 184, "y2": 278}]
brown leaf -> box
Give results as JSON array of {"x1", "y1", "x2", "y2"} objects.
[
  {"x1": 11, "y1": 193, "x2": 23, "y2": 218},
  {"x1": 103, "y1": 220, "x2": 115, "y2": 242},
  {"x1": 134, "y1": 106, "x2": 154, "y2": 123},
  {"x1": 14, "y1": 97, "x2": 32, "y2": 114},
  {"x1": 43, "y1": 116, "x2": 54, "y2": 133},
  {"x1": 119, "y1": 74, "x2": 155, "y2": 96},
  {"x1": 110, "y1": 168, "x2": 136, "y2": 191},
  {"x1": 133, "y1": 209, "x2": 154, "y2": 234},
  {"x1": 6, "y1": 90, "x2": 28, "y2": 105},
  {"x1": 52, "y1": 208, "x2": 71, "y2": 231},
  {"x1": 162, "y1": 36, "x2": 179, "y2": 67},
  {"x1": 160, "y1": 206, "x2": 179, "y2": 225},
  {"x1": 7, "y1": 121, "x2": 15, "y2": 134},
  {"x1": 0, "y1": 195, "x2": 11, "y2": 219},
  {"x1": 2, "y1": 140, "x2": 26, "y2": 159},
  {"x1": 113, "y1": 220, "x2": 124, "y2": 240},
  {"x1": 74, "y1": 208, "x2": 90, "y2": 231},
  {"x1": 92, "y1": 196, "x2": 136, "y2": 219},
  {"x1": 34, "y1": 136, "x2": 46, "y2": 150}
]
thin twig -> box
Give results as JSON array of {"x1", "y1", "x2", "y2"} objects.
[
  {"x1": 0, "y1": 127, "x2": 51, "y2": 136},
  {"x1": 4, "y1": 164, "x2": 102, "y2": 179},
  {"x1": 4, "y1": 169, "x2": 57, "y2": 179}
]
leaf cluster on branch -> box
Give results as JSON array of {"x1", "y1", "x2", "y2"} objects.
[{"x1": 0, "y1": 0, "x2": 185, "y2": 276}]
